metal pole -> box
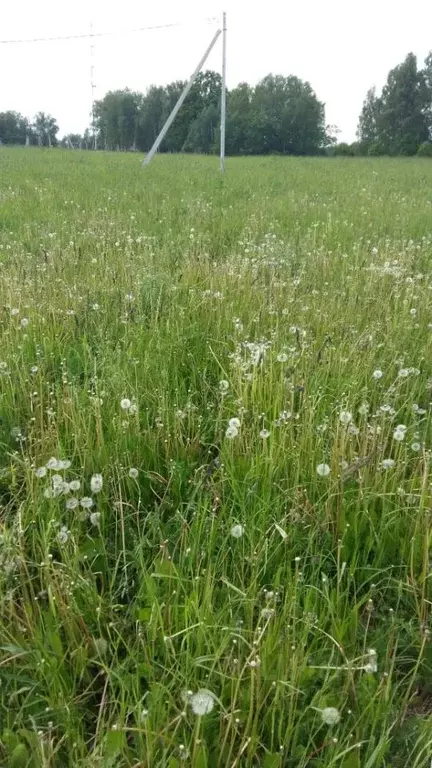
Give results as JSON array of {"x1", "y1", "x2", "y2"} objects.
[
  {"x1": 142, "y1": 28, "x2": 222, "y2": 167},
  {"x1": 220, "y1": 12, "x2": 227, "y2": 172}
]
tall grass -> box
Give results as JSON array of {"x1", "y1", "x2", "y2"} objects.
[{"x1": 0, "y1": 148, "x2": 431, "y2": 767}]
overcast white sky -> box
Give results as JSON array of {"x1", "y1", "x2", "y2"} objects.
[{"x1": 1, "y1": 0, "x2": 432, "y2": 141}]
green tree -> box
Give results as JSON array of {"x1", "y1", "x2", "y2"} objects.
[
  {"x1": 33, "y1": 112, "x2": 59, "y2": 147},
  {"x1": 357, "y1": 87, "x2": 382, "y2": 152},
  {"x1": 0, "y1": 112, "x2": 29, "y2": 145},
  {"x1": 245, "y1": 74, "x2": 326, "y2": 155}
]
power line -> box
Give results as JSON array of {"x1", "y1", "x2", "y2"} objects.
[{"x1": 0, "y1": 18, "x2": 216, "y2": 46}]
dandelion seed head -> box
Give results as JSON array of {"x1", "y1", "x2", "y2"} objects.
[
  {"x1": 46, "y1": 457, "x2": 61, "y2": 471},
  {"x1": 321, "y1": 707, "x2": 341, "y2": 726},
  {"x1": 228, "y1": 417, "x2": 241, "y2": 429},
  {"x1": 225, "y1": 425, "x2": 238, "y2": 439},
  {"x1": 90, "y1": 474, "x2": 103, "y2": 493},
  {"x1": 219, "y1": 379, "x2": 229, "y2": 393},
  {"x1": 372, "y1": 370, "x2": 383, "y2": 380},
  {"x1": 276, "y1": 353, "x2": 288, "y2": 363},
  {"x1": 260, "y1": 428, "x2": 271, "y2": 439},
  {"x1": 316, "y1": 463, "x2": 331, "y2": 477},
  {"x1": 58, "y1": 526, "x2": 69, "y2": 545},
  {"x1": 339, "y1": 410, "x2": 352, "y2": 425},
  {"x1": 128, "y1": 467, "x2": 139, "y2": 479},
  {"x1": 190, "y1": 690, "x2": 215, "y2": 716},
  {"x1": 381, "y1": 458, "x2": 395, "y2": 470},
  {"x1": 69, "y1": 480, "x2": 80, "y2": 492},
  {"x1": 398, "y1": 368, "x2": 409, "y2": 378},
  {"x1": 231, "y1": 524, "x2": 244, "y2": 539},
  {"x1": 90, "y1": 511, "x2": 101, "y2": 526},
  {"x1": 35, "y1": 467, "x2": 47, "y2": 478},
  {"x1": 120, "y1": 398, "x2": 132, "y2": 411},
  {"x1": 80, "y1": 496, "x2": 94, "y2": 509}
]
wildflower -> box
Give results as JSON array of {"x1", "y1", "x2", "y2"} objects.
[
  {"x1": 260, "y1": 428, "x2": 271, "y2": 439},
  {"x1": 358, "y1": 403, "x2": 369, "y2": 416},
  {"x1": 398, "y1": 368, "x2": 409, "y2": 378},
  {"x1": 57, "y1": 526, "x2": 69, "y2": 545},
  {"x1": 410, "y1": 308, "x2": 417, "y2": 316},
  {"x1": 190, "y1": 690, "x2": 215, "y2": 716},
  {"x1": 372, "y1": 370, "x2": 383, "y2": 380},
  {"x1": 228, "y1": 417, "x2": 241, "y2": 429},
  {"x1": 381, "y1": 458, "x2": 395, "y2": 470},
  {"x1": 20, "y1": 318, "x2": 29, "y2": 328},
  {"x1": 411, "y1": 442, "x2": 421, "y2": 452},
  {"x1": 90, "y1": 511, "x2": 101, "y2": 526},
  {"x1": 219, "y1": 380, "x2": 229, "y2": 393},
  {"x1": 393, "y1": 428, "x2": 406, "y2": 442},
  {"x1": 35, "y1": 467, "x2": 47, "y2": 478},
  {"x1": 128, "y1": 467, "x2": 139, "y2": 479},
  {"x1": 46, "y1": 457, "x2": 61, "y2": 470},
  {"x1": 316, "y1": 463, "x2": 331, "y2": 477},
  {"x1": 90, "y1": 474, "x2": 103, "y2": 493},
  {"x1": 52, "y1": 474, "x2": 63, "y2": 488},
  {"x1": 364, "y1": 649, "x2": 378, "y2": 674},
  {"x1": 339, "y1": 411, "x2": 352, "y2": 425},
  {"x1": 59, "y1": 460, "x2": 71, "y2": 470},
  {"x1": 321, "y1": 707, "x2": 341, "y2": 726},
  {"x1": 231, "y1": 524, "x2": 244, "y2": 539},
  {"x1": 69, "y1": 480, "x2": 80, "y2": 492},
  {"x1": 80, "y1": 496, "x2": 94, "y2": 509},
  {"x1": 66, "y1": 498, "x2": 79, "y2": 510},
  {"x1": 11, "y1": 308, "x2": 19, "y2": 316},
  {"x1": 276, "y1": 353, "x2": 288, "y2": 363},
  {"x1": 120, "y1": 398, "x2": 131, "y2": 410},
  {"x1": 225, "y1": 425, "x2": 238, "y2": 439},
  {"x1": 31, "y1": 366, "x2": 38, "y2": 374},
  {"x1": 129, "y1": 402, "x2": 138, "y2": 415}
]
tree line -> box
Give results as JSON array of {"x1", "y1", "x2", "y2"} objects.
[{"x1": 1, "y1": 51, "x2": 432, "y2": 156}]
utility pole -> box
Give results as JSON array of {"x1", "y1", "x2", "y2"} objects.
[
  {"x1": 142, "y1": 27, "x2": 222, "y2": 167},
  {"x1": 220, "y1": 12, "x2": 227, "y2": 172}
]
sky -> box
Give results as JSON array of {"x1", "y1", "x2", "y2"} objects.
[{"x1": 1, "y1": 0, "x2": 432, "y2": 142}]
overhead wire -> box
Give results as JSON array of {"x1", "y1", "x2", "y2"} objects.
[{"x1": 0, "y1": 17, "x2": 218, "y2": 45}]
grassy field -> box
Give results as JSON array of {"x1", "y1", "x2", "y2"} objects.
[{"x1": 0, "y1": 148, "x2": 432, "y2": 767}]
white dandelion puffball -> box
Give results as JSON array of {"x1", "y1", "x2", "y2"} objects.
[
  {"x1": 20, "y1": 317, "x2": 29, "y2": 328},
  {"x1": 219, "y1": 379, "x2": 229, "y2": 393},
  {"x1": 339, "y1": 410, "x2": 352, "y2": 425},
  {"x1": 128, "y1": 467, "x2": 139, "y2": 479},
  {"x1": 90, "y1": 474, "x2": 103, "y2": 493},
  {"x1": 120, "y1": 398, "x2": 132, "y2": 411},
  {"x1": 58, "y1": 526, "x2": 69, "y2": 545},
  {"x1": 321, "y1": 707, "x2": 341, "y2": 726},
  {"x1": 80, "y1": 496, "x2": 94, "y2": 509},
  {"x1": 411, "y1": 442, "x2": 421, "y2": 452},
  {"x1": 69, "y1": 480, "x2": 81, "y2": 492},
  {"x1": 316, "y1": 463, "x2": 331, "y2": 477},
  {"x1": 398, "y1": 368, "x2": 409, "y2": 378},
  {"x1": 59, "y1": 459, "x2": 71, "y2": 470},
  {"x1": 277, "y1": 353, "x2": 288, "y2": 363},
  {"x1": 381, "y1": 458, "x2": 395, "y2": 470},
  {"x1": 66, "y1": 498, "x2": 79, "y2": 510},
  {"x1": 35, "y1": 466, "x2": 47, "y2": 478},
  {"x1": 90, "y1": 511, "x2": 101, "y2": 527},
  {"x1": 372, "y1": 369, "x2": 383, "y2": 380},
  {"x1": 260, "y1": 428, "x2": 271, "y2": 439},
  {"x1": 46, "y1": 457, "x2": 61, "y2": 471},
  {"x1": 228, "y1": 417, "x2": 241, "y2": 429},
  {"x1": 225, "y1": 425, "x2": 238, "y2": 439},
  {"x1": 231, "y1": 524, "x2": 244, "y2": 539},
  {"x1": 190, "y1": 690, "x2": 215, "y2": 716}
]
